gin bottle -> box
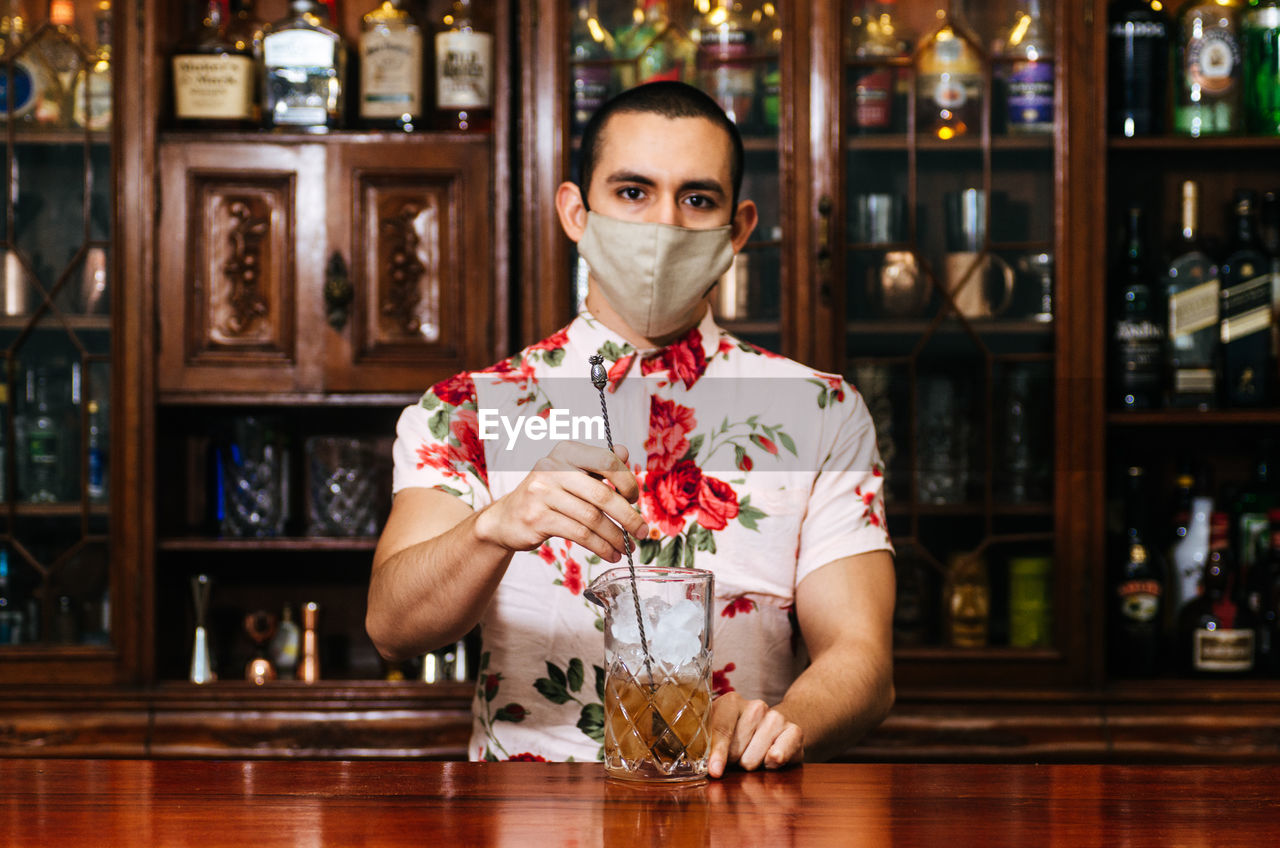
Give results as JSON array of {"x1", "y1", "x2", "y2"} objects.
[
  {"x1": 262, "y1": 0, "x2": 347, "y2": 131},
  {"x1": 359, "y1": 0, "x2": 423, "y2": 130},
  {"x1": 1244, "y1": 0, "x2": 1280, "y2": 134},
  {"x1": 1173, "y1": 0, "x2": 1244, "y2": 136},
  {"x1": 17, "y1": 367, "x2": 64, "y2": 503}
]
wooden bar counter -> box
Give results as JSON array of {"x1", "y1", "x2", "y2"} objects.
[{"x1": 2, "y1": 759, "x2": 1277, "y2": 846}]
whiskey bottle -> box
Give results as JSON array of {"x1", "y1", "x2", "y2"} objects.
[
  {"x1": 1112, "y1": 466, "x2": 1166, "y2": 677},
  {"x1": 697, "y1": 0, "x2": 756, "y2": 127},
  {"x1": 86, "y1": 399, "x2": 106, "y2": 501},
  {"x1": 1112, "y1": 206, "x2": 1165, "y2": 410},
  {"x1": 17, "y1": 366, "x2": 64, "y2": 503},
  {"x1": 1107, "y1": 0, "x2": 1170, "y2": 137},
  {"x1": 225, "y1": 0, "x2": 265, "y2": 123},
  {"x1": 614, "y1": 0, "x2": 695, "y2": 91},
  {"x1": 1178, "y1": 511, "x2": 1257, "y2": 675},
  {"x1": 71, "y1": 0, "x2": 112, "y2": 131},
  {"x1": 1219, "y1": 189, "x2": 1273, "y2": 407},
  {"x1": 0, "y1": 1, "x2": 42, "y2": 124},
  {"x1": 30, "y1": 0, "x2": 80, "y2": 126},
  {"x1": 569, "y1": 0, "x2": 611, "y2": 134},
  {"x1": 847, "y1": 0, "x2": 908, "y2": 135},
  {"x1": 358, "y1": 0, "x2": 423, "y2": 130},
  {"x1": 262, "y1": 0, "x2": 346, "y2": 132},
  {"x1": 1243, "y1": 0, "x2": 1280, "y2": 134},
  {"x1": 434, "y1": 0, "x2": 491, "y2": 131},
  {"x1": 1165, "y1": 180, "x2": 1220, "y2": 409},
  {"x1": 1173, "y1": 0, "x2": 1244, "y2": 137},
  {"x1": 915, "y1": 0, "x2": 983, "y2": 141},
  {"x1": 172, "y1": 0, "x2": 257, "y2": 128},
  {"x1": 997, "y1": 0, "x2": 1054, "y2": 135}
]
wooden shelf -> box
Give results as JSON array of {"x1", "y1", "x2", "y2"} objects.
[
  {"x1": 886, "y1": 502, "x2": 1054, "y2": 517},
  {"x1": 159, "y1": 129, "x2": 491, "y2": 146},
  {"x1": 1108, "y1": 409, "x2": 1280, "y2": 426},
  {"x1": 0, "y1": 503, "x2": 109, "y2": 518},
  {"x1": 1109, "y1": 135, "x2": 1280, "y2": 151},
  {"x1": 157, "y1": 391, "x2": 420, "y2": 407},
  {"x1": 158, "y1": 536, "x2": 379, "y2": 553},
  {"x1": 847, "y1": 134, "x2": 1054, "y2": 152},
  {"x1": 721, "y1": 319, "x2": 780, "y2": 335},
  {"x1": 847, "y1": 319, "x2": 1053, "y2": 336},
  {"x1": 2, "y1": 130, "x2": 110, "y2": 146},
  {"x1": 0, "y1": 314, "x2": 112, "y2": 331}
]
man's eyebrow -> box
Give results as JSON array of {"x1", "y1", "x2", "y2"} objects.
[
  {"x1": 603, "y1": 171, "x2": 727, "y2": 197},
  {"x1": 604, "y1": 170, "x2": 657, "y2": 187},
  {"x1": 678, "y1": 179, "x2": 727, "y2": 197}
]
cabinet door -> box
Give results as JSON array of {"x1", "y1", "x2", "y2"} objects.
[
  {"x1": 320, "y1": 139, "x2": 493, "y2": 394},
  {"x1": 156, "y1": 142, "x2": 327, "y2": 395}
]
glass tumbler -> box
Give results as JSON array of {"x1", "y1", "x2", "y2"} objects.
[
  {"x1": 586, "y1": 566, "x2": 714, "y2": 784},
  {"x1": 305, "y1": 436, "x2": 384, "y2": 537}
]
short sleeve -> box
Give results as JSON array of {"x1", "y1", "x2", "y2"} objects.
[
  {"x1": 391, "y1": 372, "x2": 493, "y2": 511},
  {"x1": 795, "y1": 385, "x2": 893, "y2": 585}
]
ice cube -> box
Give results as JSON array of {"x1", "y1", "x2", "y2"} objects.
[{"x1": 648, "y1": 598, "x2": 704, "y2": 667}]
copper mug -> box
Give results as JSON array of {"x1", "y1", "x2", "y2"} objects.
[{"x1": 944, "y1": 252, "x2": 1016, "y2": 319}]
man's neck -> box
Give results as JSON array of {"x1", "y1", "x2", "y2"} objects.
[{"x1": 583, "y1": 280, "x2": 708, "y2": 351}]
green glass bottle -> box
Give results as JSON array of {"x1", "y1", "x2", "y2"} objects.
[
  {"x1": 1244, "y1": 0, "x2": 1280, "y2": 134},
  {"x1": 1173, "y1": 0, "x2": 1245, "y2": 137}
]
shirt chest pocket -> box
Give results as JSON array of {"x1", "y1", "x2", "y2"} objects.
[{"x1": 702, "y1": 479, "x2": 808, "y2": 599}]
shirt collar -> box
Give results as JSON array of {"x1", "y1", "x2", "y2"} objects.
[{"x1": 565, "y1": 308, "x2": 722, "y2": 391}]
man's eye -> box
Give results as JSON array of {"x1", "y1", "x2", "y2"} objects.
[
  {"x1": 685, "y1": 194, "x2": 716, "y2": 209},
  {"x1": 619, "y1": 187, "x2": 645, "y2": 201}
]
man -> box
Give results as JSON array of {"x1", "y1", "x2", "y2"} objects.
[{"x1": 367, "y1": 82, "x2": 894, "y2": 775}]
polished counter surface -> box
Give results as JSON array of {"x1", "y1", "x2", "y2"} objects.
[{"x1": 2, "y1": 759, "x2": 1278, "y2": 846}]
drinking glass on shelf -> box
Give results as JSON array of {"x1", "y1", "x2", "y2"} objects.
[
  {"x1": 305, "y1": 436, "x2": 387, "y2": 537},
  {"x1": 217, "y1": 416, "x2": 288, "y2": 538},
  {"x1": 915, "y1": 373, "x2": 972, "y2": 504}
]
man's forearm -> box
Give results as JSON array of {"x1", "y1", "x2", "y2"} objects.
[
  {"x1": 774, "y1": 642, "x2": 895, "y2": 762},
  {"x1": 366, "y1": 508, "x2": 514, "y2": 661}
]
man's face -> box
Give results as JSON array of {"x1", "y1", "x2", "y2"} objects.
[{"x1": 585, "y1": 112, "x2": 736, "y2": 230}]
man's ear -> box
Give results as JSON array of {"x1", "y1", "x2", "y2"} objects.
[
  {"x1": 730, "y1": 199, "x2": 759, "y2": 252},
  {"x1": 556, "y1": 181, "x2": 588, "y2": 244}
]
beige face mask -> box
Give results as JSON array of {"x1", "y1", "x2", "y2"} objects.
[{"x1": 577, "y1": 211, "x2": 735, "y2": 339}]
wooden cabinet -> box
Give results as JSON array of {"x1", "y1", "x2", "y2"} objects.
[{"x1": 157, "y1": 136, "x2": 493, "y2": 396}]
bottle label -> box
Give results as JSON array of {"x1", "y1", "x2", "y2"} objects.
[
  {"x1": 1117, "y1": 579, "x2": 1161, "y2": 623},
  {"x1": 1169, "y1": 278, "x2": 1220, "y2": 337},
  {"x1": 264, "y1": 29, "x2": 336, "y2": 70},
  {"x1": 360, "y1": 29, "x2": 424, "y2": 118},
  {"x1": 0, "y1": 60, "x2": 38, "y2": 120},
  {"x1": 435, "y1": 30, "x2": 493, "y2": 110},
  {"x1": 172, "y1": 54, "x2": 255, "y2": 120},
  {"x1": 1220, "y1": 273, "x2": 1272, "y2": 343},
  {"x1": 1192, "y1": 627, "x2": 1254, "y2": 672},
  {"x1": 928, "y1": 73, "x2": 976, "y2": 110},
  {"x1": 73, "y1": 69, "x2": 113, "y2": 131},
  {"x1": 29, "y1": 433, "x2": 57, "y2": 465},
  {"x1": 1008, "y1": 60, "x2": 1054, "y2": 127},
  {"x1": 571, "y1": 65, "x2": 610, "y2": 127},
  {"x1": 1109, "y1": 21, "x2": 1167, "y2": 39},
  {"x1": 855, "y1": 68, "x2": 893, "y2": 129},
  {"x1": 1187, "y1": 28, "x2": 1240, "y2": 94}
]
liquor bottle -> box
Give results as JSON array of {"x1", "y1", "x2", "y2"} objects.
[
  {"x1": 1243, "y1": 0, "x2": 1280, "y2": 134},
  {"x1": 1112, "y1": 206, "x2": 1165, "y2": 410},
  {"x1": 915, "y1": 1, "x2": 983, "y2": 141},
  {"x1": 17, "y1": 367, "x2": 64, "y2": 503},
  {"x1": 1234, "y1": 441, "x2": 1278, "y2": 571},
  {"x1": 225, "y1": 0, "x2": 265, "y2": 123},
  {"x1": 0, "y1": 2, "x2": 44, "y2": 124},
  {"x1": 358, "y1": 0, "x2": 422, "y2": 130},
  {"x1": 262, "y1": 0, "x2": 347, "y2": 132},
  {"x1": 434, "y1": 0, "x2": 491, "y2": 132},
  {"x1": 1178, "y1": 511, "x2": 1258, "y2": 675},
  {"x1": 614, "y1": 0, "x2": 695, "y2": 91},
  {"x1": 1173, "y1": 0, "x2": 1244, "y2": 137},
  {"x1": 86, "y1": 399, "x2": 106, "y2": 501},
  {"x1": 1108, "y1": 0, "x2": 1170, "y2": 137},
  {"x1": 1112, "y1": 466, "x2": 1166, "y2": 676},
  {"x1": 1264, "y1": 507, "x2": 1280, "y2": 673},
  {"x1": 847, "y1": 0, "x2": 908, "y2": 135},
  {"x1": 0, "y1": 549, "x2": 15, "y2": 645},
  {"x1": 1262, "y1": 191, "x2": 1280, "y2": 389},
  {"x1": 173, "y1": 0, "x2": 257, "y2": 128},
  {"x1": 996, "y1": 0, "x2": 1054, "y2": 135},
  {"x1": 299, "y1": 600, "x2": 320, "y2": 682},
  {"x1": 29, "y1": 0, "x2": 80, "y2": 126},
  {"x1": 569, "y1": 0, "x2": 611, "y2": 134},
  {"x1": 71, "y1": 1, "x2": 112, "y2": 131},
  {"x1": 1219, "y1": 189, "x2": 1273, "y2": 406},
  {"x1": 268, "y1": 601, "x2": 300, "y2": 679},
  {"x1": 1164, "y1": 180, "x2": 1220, "y2": 408},
  {"x1": 1169, "y1": 471, "x2": 1212, "y2": 617},
  {"x1": 697, "y1": 0, "x2": 756, "y2": 126}
]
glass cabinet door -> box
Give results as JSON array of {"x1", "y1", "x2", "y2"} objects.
[
  {"x1": 0, "y1": 0, "x2": 114, "y2": 652},
  {"x1": 566, "y1": 0, "x2": 786, "y2": 348},
  {"x1": 841, "y1": 0, "x2": 1058, "y2": 661}
]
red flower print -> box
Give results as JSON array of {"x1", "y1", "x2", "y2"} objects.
[
  {"x1": 484, "y1": 674, "x2": 500, "y2": 700},
  {"x1": 750, "y1": 434, "x2": 778, "y2": 456},
  {"x1": 742, "y1": 340, "x2": 786, "y2": 360},
  {"x1": 607, "y1": 354, "x2": 634, "y2": 391},
  {"x1": 641, "y1": 328, "x2": 707, "y2": 389},
  {"x1": 431, "y1": 372, "x2": 477, "y2": 408},
  {"x1": 563, "y1": 557, "x2": 583, "y2": 595},
  {"x1": 537, "y1": 544, "x2": 556, "y2": 564},
  {"x1": 527, "y1": 326, "x2": 570, "y2": 353},
  {"x1": 712, "y1": 662, "x2": 736, "y2": 697},
  {"x1": 717, "y1": 337, "x2": 735, "y2": 356},
  {"x1": 646, "y1": 396, "x2": 698, "y2": 474},
  {"x1": 450, "y1": 408, "x2": 489, "y2": 485},
  {"x1": 873, "y1": 466, "x2": 883, "y2": 478},
  {"x1": 720, "y1": 596, "x2": 757, "y2": 618},
  {"x1": 416, "y1": 443, "x2": 462, "y2": 478},
  {"x1": 481, "y1": 354, "x2": 535, "y2": 386},
  {"x1": 821, "y1": 374, "x2": 846, "y2": 403},
  {"x1": 506, "y1": 752, "x2": 547, "y2": 762},
  {"x1": 644, "y1": 460, "x2": 703, "y2": 536},
  {"x1": 736, "y1": 451, "x2": 753, "y2": 472},
  {"x1": 862, "y1": 490, "x2": 876, "y2": 506},
  {"x1": 695, "y1": 474, "x2": 740, "y2": 531}
]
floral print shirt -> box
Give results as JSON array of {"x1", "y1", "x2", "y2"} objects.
[{"x1": 391, "y1": 309, "x2": 892, "y2": 762}]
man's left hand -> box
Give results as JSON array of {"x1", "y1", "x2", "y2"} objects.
[{"x1": 706, "y1": 691, "x2": 804, "y2": 778}]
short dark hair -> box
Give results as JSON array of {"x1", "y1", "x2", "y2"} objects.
[{"x1": 577, "y1": 81, "x2": 745, "y2": 215}]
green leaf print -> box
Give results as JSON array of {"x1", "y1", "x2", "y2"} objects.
[
  {"x1": 656, "y1": 535, "x2": 684, "y2": 568},
  {"x1": 599, "y1": 340, "x2": 631, "y2": 362},
  {"x1": 545, "y1": 347, "x2": 566, "y2": 367},
  {"x1": 547, "y1": 661, "x2": 567, "y2": 687},
  {"x1": 567, "y1": 658, "x2": 585, "y2": 693},
  {"x1": 577, "y1": 703, "x2": 605, "y2": 744},
  {"x1": 428, "y1": 408, "x2": 450, "y2": 441},
  {"x1": 682, "y1": 538, "x2": 696, "y2": 568},
  {"x1": 737, "y1": 495, "x2": 766, "y2": 531},
  {"x1": 534, "y1": 676, "x2": 572, "y2": 705},
  {"x1": 594, "y1": 665, "x2": 606, "y2": 700},
  {"x1": 778, "y1": 430, "x2": 798, "y2": 456},
  {"x1": 494, "y1": 703, "x2": 529, "y2": 722},
  {"x1": 681, "y1": 433, "x2": 705, "y2": 463},
  {"x1": 435, "y1": 485, "x2": 464, "y2": 498},
  {"x1": 638, "y1": 538, "x2": 660, "y2": 564},
  {"x1": 421, "y1": 392, "x2": 441, "y2": 411}
]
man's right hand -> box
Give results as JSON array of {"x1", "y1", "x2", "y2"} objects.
[{"x1": 474, "y1": 442, "x2": 648, "y2": 563}]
